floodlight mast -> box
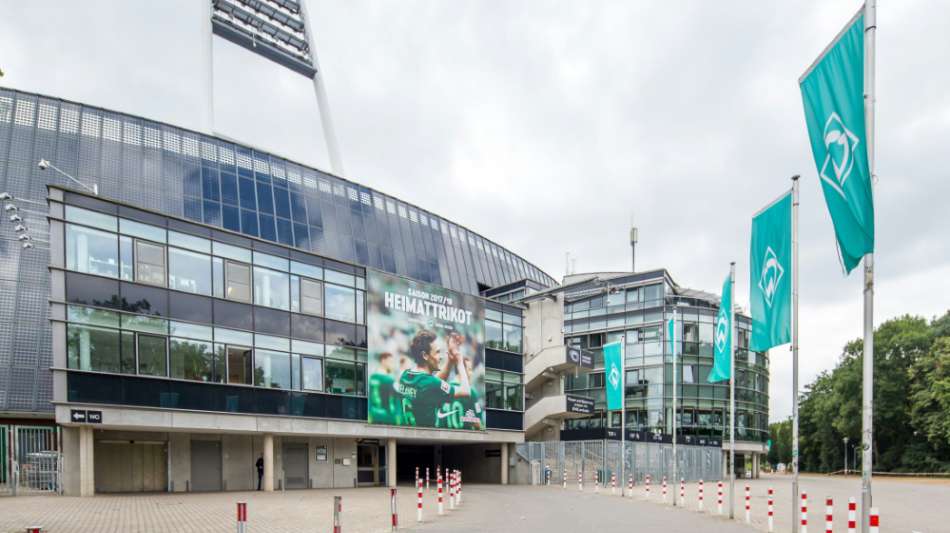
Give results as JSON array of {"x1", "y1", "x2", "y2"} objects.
[{"x1": 299, "y1": 0, "x2": 345, "y2": 177}]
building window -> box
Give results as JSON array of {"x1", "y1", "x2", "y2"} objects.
[
  {"x1": 169, "y1": 337, "x2": 216, "y2": 382},
  {"x1": 225, "y1": 261, "x2": 251, "y2": 302},
  {"x1": 67, "y1": 324, "x2": 133, "y2": 373},
  {"x1": 325, "y1": 359, "x2": 357, "y2": 394},
  {"x1": 137, "y1": 334, "x2": 167, "y2": 376},
  {"x1": 135, "y1": 240, "x2": 166, "y2": 286},
  {"x1": 485, "y1": 369, "x2": 523, "y2": 411},
  {"x1": 486, "y1": 320, "x2": 503, "y2": 349},
  {"x1": 253, "y1": 267, "x2": 290, "y2": 310},
  {"x1": 325, "y1": 284, "x2": 355, "y2": 322},
  {"x1": 226, "y1": 345, "x2": 253, "y2": 384},
  {"x1": 254, "y1": 349, "x2": 291, "y2": 389},
  {"x1": 300, "y1": 278, "x2": 323, "y2": 316},
  {"x1": 301, "y1": 357, "x2": 323, "y2": 391},
  {"x1": 66, "y1": 224, "x2": 119, "y2": 278},
  {"x1": 168, "y1": 247, "x2": 212, "y2": 295}
]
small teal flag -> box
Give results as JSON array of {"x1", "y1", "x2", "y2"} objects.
[
  {"x1": 750, "y1": 191, "x2": 792, "y2": 352},
  {"x1": 667, "y1": 313, "x2": 677, "y2": 357},
  {"x1": 800, "y1": 10, "x2": 874, "y2": 274},
  {"x1": 708, "y1": 273, "x2": 732, "y2": 383},
  {"x1": 604, "y1": 341, "x2": 623, "y2": 411}
]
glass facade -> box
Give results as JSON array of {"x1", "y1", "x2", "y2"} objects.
[
  {"x1": 0, "y1": 88, "x2": 552, "y2": 414},
  {"x1": 561, "y1": 274, "x2": 770, "y2": 444}
]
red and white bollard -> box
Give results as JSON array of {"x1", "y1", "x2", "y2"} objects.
[
  {"x1": 847, "y1": 497, "x2": 856, "y2": 533},
  {"x1": 415, "y1": 467, "x2": 419, "y2": 485},
  {"x1": 745, "y1": 485, "x2": 751, "y2": 523},
  {"x1": 594, "y1": 470, "x2": 599, "y2": 493},
  {"x1": 416, "y1": 478, "x2": 423, "y2": 522},
  {"x1": 457, "y1": 470, "x2": 462, "y2": 505},
  {"x1": 237, "y1": 502, "x2": 247, "y2": 533},
  {"x1": 425, "y1": 467, "x2": 430, "y2": 492},
  {"x1": 578, "y1": 470, "x2": 583, "y2": 491},
  {"x1": 563, "y1": 468, "x2": 567, "y2": 489},
  {"x1": 627, "y1": 475, "x2": 633, "y2": 496},
  {"x1": 717, "y1": 481, "x2": 723, "y2": 515},
  {"x1": 801, "y1": 491, "x2": 808, "y2": 533},
  {"x1": 868, "y1": 507, "x2": 879, "y2": 533},
  {"x1": 390, "y1": 488, "x2": 399, "y2": 531},
  {"x1": 679, "y1": 478, "x2": 685, "y2": 506},
  {"x1": 645, "y1": 474, "x2": 651, "y2": 498},
  {"x1": 333, "y1": 496, "x2": 342, "y2": 533},
  {"x1": 437, "y1": 471, "x2": 444, "y2": 516},
  {"x1": 25, "y1": 529, "x2": 43, "y2": 533},
  {"x1": 611, "y1": 473, "x2": 617, "y2": 495},
  {"x1": 662, "y1": 475, "x2": 668, "y2": 502},
  {"x1": 448, "y1": 471, "x2": 455, "y2": 510},
  {"x1": 768, "y1": 488, "x2": 774, "y2": 533},
  {"x1": 825, "y1": 497, "x2": 833, "y2": 533},
  {"x1": 698, "y1": 479, "x2": 704, "y2": 511}
]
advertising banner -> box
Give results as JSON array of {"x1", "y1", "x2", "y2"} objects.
[
  {"x1": 367, "y1": 270, "x2": 486, "y2": 430},
  {"x1": 566, "y1": 394, "x2": 595, "y2": 415}
]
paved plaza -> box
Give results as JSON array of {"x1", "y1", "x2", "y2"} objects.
[{"x1": 0, "y1": 475, "x2": 946, "y2": 532}]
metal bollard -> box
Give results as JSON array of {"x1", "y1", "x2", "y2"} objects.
[
  {"x1": 868, "y1": 507, "x2": 879, "y2": 533},
  {"x1": 662, "y1": 475, "x2": 667, "y2": 502},
  {"x1": 594, "y1": 470, "x2": 599, "y2": 493},
  {"x1": 745, "y1": 485, "x2": 751, "y2": 524},
  {"x1": 847, "y1": 497, "x2": 856, "y2": 533},
  {"x1": 417, "y1": 478, "x2": 423, "y2": 522},
  {"x1": 627, "y1": 475, "x2": 633, "y2": 496},
  {"x1": 563, "y1": 468, "x2": 567, "y2": 489},
  {"x1": 236, "y1": 502, "x2": 247, "y2": 533},
  {"x1": 426, "y1": 467, "x2": 430, "y2": 492},
  {"x1": 801, "y1": 491, "x2": 808, "y2": 533},
  {"x1": 458, "y1": 471, "x2": 462, "y2": 505},
  {"x1": 415, "y1": 466, "x2": 419, "y2": 485},
  {"x1": 825, "y1": 497, "x2": 833, "y2": 533},
  {"x1": 645, "y1": 474, "x2": 651, "y2": 498},
  {"x1": 611, "y1": 473, "x2": 616, "y2": 495},
  {"x1": 578, "y1": 470, "x2": 583, "y2": 491},
  {"x1": 391, "y1": 488, "x2": 398, "y2": 531},
  {"x1": 679, "y1": 478, "x2": 684, "y2": 506},
  {"x1": 437, "y1": 471, "x2": 444, "y2": 515},
  {"x1": 333, "y1": 496, "x2": 342, "y2": 533},
  {"x1": 768, "y1": 488, "x2": 774, "y2": 533},
  {"x1": 449, "y1": 471, "x2": 455, "y2": 510}
]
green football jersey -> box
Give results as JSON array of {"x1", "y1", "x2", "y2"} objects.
[
  {"x1": 398, "y1": 370, "x2": 455, "y2": 428},
  {"x1": 369, "y1": 373, "x2": 403, "y2": 425}
]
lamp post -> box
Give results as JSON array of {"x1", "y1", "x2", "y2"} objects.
[{"x1": 843, "y1": 437, "x2": 849, "y2": 474}]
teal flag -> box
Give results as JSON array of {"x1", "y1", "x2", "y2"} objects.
[
  {"x1": 750, "y1": 191, "x2": 792, "y2": 352},
  {"x1": 667, "y1": 314, "x2": 677, "y2": 357},
  {"x1": 604, "y1": 341, "x2": 623, "y2": 411},
  {"x1": 800, "y1": 10, "x2": 874, "y2": 274},
  {"x1": 708, "y1": 273, "x2": 732, "y2": 383}
]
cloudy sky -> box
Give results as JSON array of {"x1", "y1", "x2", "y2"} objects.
[{"x1": 2, "y1": 1, "x2": 948, "y2": 421}]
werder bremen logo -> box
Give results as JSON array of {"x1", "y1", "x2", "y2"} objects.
[
  {"x1": 715, "y1": 307, "x2": 729, "y2": 353},
  {"x1": 608, "y1": 364, "x2": 620, "y2": 390},
  {"x1": 758, "y1": 246, "x2": 785, "y2": 308},
  {"x1": 820, "y1": 112, "x2": 860, "y2": 198}
]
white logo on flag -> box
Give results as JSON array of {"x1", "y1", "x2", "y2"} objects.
[
  {"x1": 820, "y1": 112, "x2": 859, "y2": 198},
  {"x1": 758, "y1": 246, "x2": 784, "y2": 308},
  {"x1": 715, "y1": 307, "x2": 729, "y2": 353},
  {"x1": 608, "y1": 364, "x2": 620, "y2": 390}
]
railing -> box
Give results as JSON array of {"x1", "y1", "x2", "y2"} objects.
[
  {"x1": 516, "y1": 439, "x2": 722, "y2": 485},
  {"x1": 1, "y1": 425, "x2": 61, "y2": 496}
]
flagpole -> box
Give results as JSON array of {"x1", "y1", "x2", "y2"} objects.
[
  {"x1": 861, "y1": 2, "x2": 876, "y2": 532},
  {"x1": 621, "y1": 333, "x2": 626, "y2": 498},
  {"x1": 728, "y1": 261, "x2": 736, "y2": 520},
  {"x1": 672, "y1": 308, "x2": 678, "y2": 506},
  {"x1": 791, "y1": 174, "x2": 801, "y2": 533}
]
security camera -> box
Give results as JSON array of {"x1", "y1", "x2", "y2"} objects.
[
  {"x1": 0, "y1": 193, "x2": 11, "y2": 200},
  {"x1": 17, "y1": 234, "x2": 30, "y2": 241},
  {"x1": 9, "y1": 214, "x2": 21, "y2": 222},
  {"x1": 4, "y1": 204, "x2": 16, "y2": 212},
  {"x1": 21, "y1": 242, "x2": 33, "y2": 250},
  {"x1": 37, "y1": 159, "x2": 50, "y2": 170},
  {"x1": 14, "y1": 224, "x2": 26, "y2": 232}
]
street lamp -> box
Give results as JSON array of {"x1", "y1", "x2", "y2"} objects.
[{"x1": 843, "y1": 437, "x2": 850, "y2": 474}]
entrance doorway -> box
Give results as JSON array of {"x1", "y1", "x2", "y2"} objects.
[
  {"x1": 356, "y1": 443, "x2": 380, "y2": 486},
  {"x1": 283, "y1": 442, "x2": 309, "y2": 489}
]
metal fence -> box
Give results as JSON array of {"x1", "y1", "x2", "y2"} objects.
[
  {"x1": 1, "y1": 425, "x2": 61, "y2": 496},
  {"x1": 518, "y1": 440, "x2": 722, "y2": 486}
]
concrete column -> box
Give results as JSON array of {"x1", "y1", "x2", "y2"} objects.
[
  {"x1": 501, "y1": 443, "x2": 509, "y2": 485},
  {"x1": 78, "y1": 425, "x2": 95, "y2": 496},
  {"x1": 263, "y1": 434, "x2": 274, "y2": 492},
  {"x1": 387, "y1": 438, "x2": 397, "y2": 488},
  {"x1": 753, "y1": 453, "x2": 759, "y2": 479}
]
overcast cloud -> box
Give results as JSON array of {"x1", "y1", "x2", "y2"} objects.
[{"x1": 2, "y1": 0, "x2": 948, "y2": 421}]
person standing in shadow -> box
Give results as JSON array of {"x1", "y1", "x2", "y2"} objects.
[{"x1": 256, "y1": 454, "x2": 264, "y2": 490}]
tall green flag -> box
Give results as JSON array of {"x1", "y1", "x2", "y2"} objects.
[
  {"x1": 800, "y1": 10, "x2": 874, "y2": 274},
  {"x1": 604, "y1": 341, "x2": 623, "y2": 411},
  {"x1": 708, "y1": 273, "x2": 732, "y2": 383},
  {"x1": 750, "y1": 191, "x2": 792, "y2": 352}
]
